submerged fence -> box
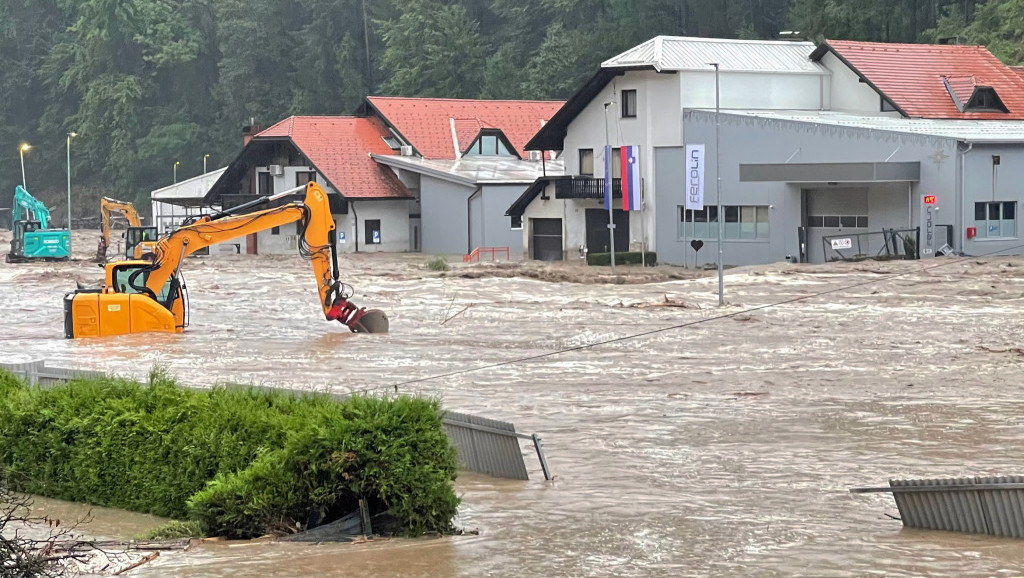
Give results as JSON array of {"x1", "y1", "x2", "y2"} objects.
[
  {"x1": 851, "y1": 476, "x2": 1024, "y2": 538},
  {"x1": 821, "y1": 228, "x2": 921, "y2": 263},
  {"x1": 0, "y1": 360, "x2": 551, "y2": 481}
]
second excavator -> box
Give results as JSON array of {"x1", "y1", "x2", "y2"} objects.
[
  {"x1": 96, "y1": 197, "x2": 157, "y2": 261},
  {"x1": 64, "y1": 182, "x2": 388, "y2": 338}
]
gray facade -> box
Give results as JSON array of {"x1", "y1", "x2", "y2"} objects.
[
  {"x1": 656, "y1": 111, "x2": 966, "y2": 266},
  {"x1": 419, "y1": 176, "x2": 525, "y2": 255}
]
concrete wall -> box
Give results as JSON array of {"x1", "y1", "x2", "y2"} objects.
[
  {"x1": 658, "y1": 110, "x2": 959, "y2": 267},
  {"x1": 254, "y1": 199, "x2": 410, "y2": 255}
]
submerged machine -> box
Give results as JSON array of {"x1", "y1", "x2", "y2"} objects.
[
  {"x1": 95, "y1": 196, "x2": 157, "y2": 261},
  {"x1": 7, "y1": 186, "x2": 70, "y2": 262},
  {"x1": 63, "y1": 182, "x2": 388, "y2": 338}
]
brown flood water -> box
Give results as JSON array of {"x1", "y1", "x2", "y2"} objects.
[{"x1": 5, "y1": 231, "x2": 1024, "y2": 576}]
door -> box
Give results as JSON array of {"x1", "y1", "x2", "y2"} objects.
[
  {"x1": 409, "y1": 216, "x2": 421, "y2": 252},
  {"x1": 531, "y1": 218, "x2": 563, "y2": 261},
  {"x1": 585, "y1": 209, "x2": 629, "y2": 253}
]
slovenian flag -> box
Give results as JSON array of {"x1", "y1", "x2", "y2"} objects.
[{"x1": 620, "y1": 145, "x2": 641, "y2": 211}]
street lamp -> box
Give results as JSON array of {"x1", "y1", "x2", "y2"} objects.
[
  {"x1": 203, "y1": 154, "x2": 210, "y2": 174},
  {"x1": 174, "y1": 161, "x2": 180, "y2": 183},
  {"x1": 67, "y1": 132, "x2": 77, "y2": 253},
  {"x1": 18, "y1": 143, "x2": 31, "y2": 189},
  {"x1": 708, "y1": 62, "x2": 724, "y2": 306}
]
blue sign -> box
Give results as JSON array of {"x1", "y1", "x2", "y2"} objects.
[
  {"x1": 372, "y1": 230, "x2": 381, "y2": 244},
  {"x1": 339, "y1": 231, "x2": 346, "y2": 244}
]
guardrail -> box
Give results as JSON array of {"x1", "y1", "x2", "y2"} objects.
[{"x1": 463, "y1": 246, "x2": 510, "y2": 263}]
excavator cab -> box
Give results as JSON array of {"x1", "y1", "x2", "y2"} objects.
[
  {"x1": 125, "y1": 226, "x2": 158, "y2": 260},
  {"x1": 64, "y1": 261, "x2": 187, "y2": 338}
]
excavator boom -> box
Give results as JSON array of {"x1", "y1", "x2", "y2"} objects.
[
  {"x1": 96, "y1": 197, "x2": 156, "y2": 261},
  {"x1": 64, "y1": 182, "x2": 388, "y2": 338}
]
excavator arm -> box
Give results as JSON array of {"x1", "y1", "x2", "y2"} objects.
[
  {"x1": 97, "y1": 197, "x2": 144, "y2": 260},
  {"x1": 12, "y1": 186, "x2": 51, "y2": 229},
  {"x1": 65, "y1": 182, "x2": 387, "y2": 338}
]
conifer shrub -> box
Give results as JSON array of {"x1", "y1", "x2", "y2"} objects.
[{"x1": 0, "y1": 370, "x2": 459, "y2": 539}]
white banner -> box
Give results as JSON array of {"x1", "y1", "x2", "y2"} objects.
[{"x1": 685, "y1": 144, "x2": 705, "y2": 211}]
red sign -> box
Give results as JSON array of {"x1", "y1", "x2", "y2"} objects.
[{"x1": 923, "y1": 195, "x2": 936, "y2": 205}]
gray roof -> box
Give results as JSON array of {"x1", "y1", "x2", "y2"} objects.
[
  {"x1": 151, "y1": 168, "x2": 227, "y2": 202},
  {"x1": 601, "y1": 36, "x2": 827, "y2": 75},
  {"x1": 373, "y1": 155, "x2": 564, "y2": 186},
  {"x1": 713, "y1": 109, "x2": 1024, "y2": 143}
]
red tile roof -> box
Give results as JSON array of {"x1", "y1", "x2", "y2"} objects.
[
  {"x1": 256, "y1": 116, "x2": 410, "y2": 199},
  {"x1": 366, "y1": 96, "x2": 565, "y2": 159},
  {"x1": 817, "y1": 40, "x2": 1024, "y2": 119}
]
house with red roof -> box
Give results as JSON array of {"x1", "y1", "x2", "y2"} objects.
[
  {"x1": 201, "y1": 96, "x2": 563, "y2": 255},
  {"x1": 516, "y1": 36, "x2": 1024, "y2": 265}
]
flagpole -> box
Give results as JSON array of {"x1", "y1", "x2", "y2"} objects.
[
  {"x1": 640, "y1": 178, "x2": 646, "y2": 267},
  {"x1": 603, "y1": 101, "x2": 616, "y2": 271}
]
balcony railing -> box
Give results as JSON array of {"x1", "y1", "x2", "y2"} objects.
[{"x1": 555, "y1": 177, "x2": 622, "y2": 200}]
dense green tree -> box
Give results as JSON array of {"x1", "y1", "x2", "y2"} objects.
[{"x1": 377, "y1": 0, "x2": 484, "y2": 98}]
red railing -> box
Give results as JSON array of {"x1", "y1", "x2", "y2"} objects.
[{"x1": 463, "y1": 246, "x2": 510, "y2": 263}]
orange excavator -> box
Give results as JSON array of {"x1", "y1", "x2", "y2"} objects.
[
  {"x1": 96, "y1": 197, "x2": 158, "y2": 261},
  {"x1": 64, "y1": 182, "x2": 388, "y2": 338}
]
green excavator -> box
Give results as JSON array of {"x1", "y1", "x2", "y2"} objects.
[{"x1": 6, "y1": 185, "x2": 71, "y2": 263}]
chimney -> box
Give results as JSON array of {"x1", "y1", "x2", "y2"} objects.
[{"x1": 242, "y1": 123, "x2": 262, "y2": 146}]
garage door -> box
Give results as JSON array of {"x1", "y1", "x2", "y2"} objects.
[{"x1": 531, "y1": 218, "x2": 563, "y2": 261}]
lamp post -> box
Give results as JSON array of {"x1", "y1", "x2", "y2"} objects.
[
  {"x1": 174, "y1": 161, "x2": 180, "y2": 183},
  {"x1": 709, "y1": 62, "x2": 724, "y2": 306},
  {"x1": 603, "y1": 100, "x2": 616, "y2": 271},
  {"x1": 67, "y1": 132, "x2": 77, "y2": 253},
  {"x1": 18, "y1": 144, "x2": 31, "y2": 189},
  {"x1": 203, "y1": 154, "x2": 210, "y2": 174}
]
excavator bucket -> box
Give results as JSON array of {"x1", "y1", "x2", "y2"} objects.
[{"x1": 350, "y1": 309, "x2": 389, "y2": 334}]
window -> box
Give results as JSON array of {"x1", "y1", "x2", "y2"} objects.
[
  {"x1": 621, "y1": 89, "x2": 637, "y2": 118},
  {"x1": 295, "y1": 171, "x2": 315, "y2": 187},
  {"x1": 382, "y1": 135, "x2": 402, "y2": 150},
  {"x1": 579, "y1": 149, "x2": 594, "y2": 176},
  {"x1": 807, "y1": 215, "x2": 869, "y2": 228},
  {"x1": 271, "y1": 226, "x2": 280, "y2": 235},
  {"x1": 511, "y1": 215, "x2": 523, "y2": 229},
  {"x1": 464, "y1": 132, "x2": 515, "y2": 157},
  {"x1": 611, "y1": 148, "x2": 622, "y2": 179},
  {"x1": 257, "y1": 171, "x2": 274, "y2": 196},
  {"x1": 966, "y1": 87, "x2": 1008, "y2": 113},
  {"x1": 365, "y1": 219, "x2": 381, "y2": 245},
  {"x1": 975, "y1": 201, "x2": 1016, "y2": 238},
  {"x1": 678, "y1": 205, "x2": 770, "y2": 240}
]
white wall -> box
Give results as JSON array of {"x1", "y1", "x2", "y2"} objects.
[
  {"x1": 254, "y1": 200, "x2": 411, "y2": 255},
  {"x1": 819, "y1": 51, "x2": 900, "y2": 116}
]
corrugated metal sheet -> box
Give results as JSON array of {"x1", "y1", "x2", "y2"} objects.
[
  {"x1": 602, "y1": 36, "x2": 825, "y2": 74},
  {"x1": 442, "y1": 411, "x2": 530, "y2": 480},
  {"x1": 853, "y1": 476, "x2": 1024, "y2": 538},
  {"x1": 0, "y1": 360, "x2": 106, "y2": 386},
  {"x1": 701, "y1": 109, "x2": 1024, "y2": 143}
]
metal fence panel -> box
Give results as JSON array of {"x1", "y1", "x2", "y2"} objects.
[{"x1": 442, "y1": 411, "x2": 529, "y2": 481}]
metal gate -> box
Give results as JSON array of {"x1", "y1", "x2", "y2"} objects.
[
  {"x1": 585, "y1": 208, "x2": 629, "y2": 254},
  {"x1": 819, "y1": 227, "x2": 920, "y2": 262}
]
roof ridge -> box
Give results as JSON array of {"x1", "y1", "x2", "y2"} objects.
[{"x1": 368, "y1": 95, "x2": 566, "y2": 104}]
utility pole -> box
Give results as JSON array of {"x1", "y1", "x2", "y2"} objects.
[
  {"x1": 604, "y1": 101, "x2": 616, "y2": 271},
  {"x1": 19, "y1": 143, "x2": 30, "y2": 189},
  {"x1": 203, "y1": 154, "x2": 210, "y2": 174}
]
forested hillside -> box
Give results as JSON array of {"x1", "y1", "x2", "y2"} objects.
[{"x1": 0, "y1": 0, "x2": 1016, "y2": 213}]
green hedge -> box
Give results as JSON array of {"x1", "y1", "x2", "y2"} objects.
[
  {"x1": 0, "y1": 370, "x2": 458, "y2": 539},
  {"x1": 586, "y1": 251, "x2": 657, "y2": 266}
]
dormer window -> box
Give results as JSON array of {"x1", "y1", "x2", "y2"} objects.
[
  {"x1": 965, "y1": 86, "x2": 1008, "y2": 112},
  {"x1": 463, "y1": 130, "x2": 516, "y2": 157},
  {"x1": 943, "y1": 76, "x2": 1009, "y2": 113},
  {"x1": 382, "y1": 135, "x2": 402, "y2": 150}
]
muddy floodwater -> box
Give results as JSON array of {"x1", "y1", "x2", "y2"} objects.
[{"x1": 5, "y1": 232, "x2": 1024, "y2": 576}]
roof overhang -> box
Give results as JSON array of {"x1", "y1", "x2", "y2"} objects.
[
  {"x1": 373, "y1": 154, "x2": 559, "y2": 187},
  {"x1": 506, "y1": 177, "x2": 567, "y2": 217},
  {"x1": 525, "y1": 68, "x2": 632, "y2": 151},
  {"x1": 739, "y1": 162, "x2": 921, "y2": 183}
]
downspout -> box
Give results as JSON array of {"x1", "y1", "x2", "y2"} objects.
[
  {"x1": 960, "y1": 141, "x2": 972, "y2": 253},
  {"x1": 467, "y1": 186, "x2": 482, "y2": 254},
  {"x1": 351, "y1": 201, "x2": 359, "y2": 253}
]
